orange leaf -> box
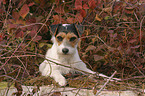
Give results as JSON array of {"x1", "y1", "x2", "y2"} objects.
[
  {"x1": 19, "y1": 4, "x2": 29, "y2": 19},
  {"x1": 95, "y1": 14, "x2": 101, "y2": 21},
  {"x1": 86, "y1": 45, "x2": 96, "y2": 51}
]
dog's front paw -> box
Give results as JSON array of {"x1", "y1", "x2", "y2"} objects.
[
  {"x1": 58, "y1": 79, "x2": 66, "y2": 86},
  {"x1": 54, "y1": 76, "x2": 67, "y2": 86}
]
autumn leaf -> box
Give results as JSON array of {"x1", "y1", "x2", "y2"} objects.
[
  {"x1": 86, "y1": 45, "x2": 96, "y2": 51},
  {"x1": 19, "y1": 4, "x2": 29, "y2": 19},
  {"x1": 83, "y1": 3, "x2": 89, "y2": 9},
  {"x1": 15, "y1": 30, "x2": 24, "y2": 38},
  {"x1": 95, "y1": 14, "x2": 101, "y2": 21},
  {"x1": 75, "y1": 13, "x2": 83, "y2": 23},
  {"x1": 55, "y1": 6, "x2": 65, "y2": 13},
  {"x1": 12, "y1": 11, "x2": 20, "y2": 20},
  {"x1": 80, "y1": 9, "x2": 86, "y2": 17},
  {"x1": 74, "y1": 0, "x2": 82, "y2": 10},
  {"x1": 0, "y1": 34, "x2": 2, "y2": 41},
  {"x1": 33, "y1": 35, "x2": 42, "y2": 41},
  {"x1": 28, "y1": 2, "x2": 35, "y2": 6},
  {"x1": 125, "y1": 7, "x2": 135, "y2": 14},
  {"x1": 88, "y1": 0, "x2": 96, "y2": 9},
  {"x1": 94, "y1": 55, "x2": 104, "y2": 61},
  {"x1": 66, "y1": 17, "x2": 75, "y2": 23}
]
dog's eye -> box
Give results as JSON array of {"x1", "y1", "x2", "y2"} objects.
[
  {"x1": 57, "y1": 36, "x2": 63, "y2": 41},
  {"x1": 70, "y1": 37, "x2": 76, "y2": 42}
]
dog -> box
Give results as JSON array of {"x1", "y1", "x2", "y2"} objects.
[{"x1": 39, "y1": 24, "x2": 96, "y2": 86}]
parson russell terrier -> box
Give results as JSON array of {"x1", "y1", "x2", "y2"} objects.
[{"x1": 39, "y1": 24, "x2": 120, "y2": 86}]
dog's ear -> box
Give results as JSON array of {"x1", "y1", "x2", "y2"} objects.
[
  {"x1": 75, "y1": 25, "x2": 84, "y2": 37},
  {"x1": 50, "y1": 24, "x2": 60, "y2": 36}
]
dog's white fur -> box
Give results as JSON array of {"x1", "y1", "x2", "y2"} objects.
[{"x1": 39, "y1": 36, "x2": 95, "y2": 86}]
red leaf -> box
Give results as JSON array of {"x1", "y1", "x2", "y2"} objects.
[
  {"x1": 33, "y1": 36, "x2": 42, "y2": 41},
  {"x1": 53, "y1": 15, "x2": 59, "y2": 20},
  {"x1": 83, "y1": 3, "x2": 89, "y2": 9},
  {"x1": 129, "y1": 39, "x2": 137, "y2": 43},
  {"x1": 75, "y1": 13, "x2": 83, "y2": 23},
  {"x1": 15, "y1": 31, "x2": 24, "y2": 38},
  {"x1": 88, "y1": 0, "x2": 96, "y2": 9},
  {"x1": 74, "y1": 0, "x2": 82, "y2": 10},
  {"x1": 28, "y1": 2, "x2": 35, "y2": 6},
  {"x1": 80, "y1": 9, "x2": 86, "y2": 17},
  {"x1": 0, "y1": 34, "x2": 3, "y2": 41},
  {"x1": 130, "y1": 45, "x2": 140, "y2": 49},
  {"x1": 19, "y1": 4, "x2": 29, "y2": 19},
  {"x1": 55, "y1": 6, "x2": 64, "y2": 13},
  {"x1": 66, "y1": 17, "x2": 75, "y2": 23},
  {"x1": 29, "y1": 30, "x2": 36, "y2": 37},
  {"x1": 12, "y1": 11, "x2": 20, "y2": 20}
]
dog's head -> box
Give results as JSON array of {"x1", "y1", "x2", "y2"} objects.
[{"x1": 50, "y1": 24, "x2": 84, "y2": 55}]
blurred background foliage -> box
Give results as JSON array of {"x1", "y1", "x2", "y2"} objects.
[{"x1": 0, "y1": 0, "x2": 145, "y2": 89}]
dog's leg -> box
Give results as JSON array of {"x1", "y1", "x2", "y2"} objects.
[
  {"x1": 40, "y1": 61, "x2": 67, "y2": 86},
  {"x1": 39, "y1": 60, "x2": 48, "y2": 74},
  {"x1": 50, "y1": 70, "x2": 67, "y2": 86},
  {"x1": 75, "y1": 62, "x2": 96, "y2": 74}
]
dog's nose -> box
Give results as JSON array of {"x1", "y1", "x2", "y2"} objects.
[{"x1": 62, "y1": 48, "x2": 69, "y2": 54}]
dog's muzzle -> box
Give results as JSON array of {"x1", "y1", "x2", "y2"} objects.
[{"x1": 62, "y1": 48, "x2": 69, "y2": 54}]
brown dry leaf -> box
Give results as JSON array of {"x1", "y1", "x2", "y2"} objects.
[
  {"x1": 103, "y1": 7, "x2": 112, "y2": 13},
  {"x1": 19, "y1": 4, "x2": 29, "y2": 19},
  {"x1": 94, "y1": 55, "x2": 104, "y2": 61},
  {"x1": 86, "y1": 45, "x2": 96, "y2": 51},
  {"x1": 33, "y1": 35, "x2": 42, "y2": 41},
  {"x1": 125, "y1": 7, "x2": 135, "y2": 14},
  {"x1": 95, "y1": 14, "x2": 102, "y2": 21},
  {"x1": 12, "y1": 11, "x2": 20, "y2": 20}
]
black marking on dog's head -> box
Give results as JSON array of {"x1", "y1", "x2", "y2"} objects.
[{"x1": 50, "y1": 24, "x2": 84, "y2": 38}]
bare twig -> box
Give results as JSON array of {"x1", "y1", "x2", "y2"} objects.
[
  {"x1": 75, "y1": 76, "x2": 90, "y2": 96},
  {"x1": 95, "y1": 71, "x2": 117, "y2": 96},
  {"x1": 44, "y1": 57, "x2": 94, "y2": 75},
  {"x1": 130, "y1": 58, "x2": 145, "y2": 77},
  {"x1": 0, "y1": 40, "x2": 24, "y2": 70},
  {"x1": 139, "y1": 16, "x2": 145, "y2": 52},
  {"x1": 1, "y1": 55, "x2": 36, "y2": 59}
]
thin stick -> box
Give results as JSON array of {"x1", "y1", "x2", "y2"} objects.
[{"x1": 95, "y1": 71, "x2": 117, "y2": 96}]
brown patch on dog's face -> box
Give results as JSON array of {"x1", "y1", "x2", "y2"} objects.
[
  {"x1": 56, "y1": 32, "x2": 78, "y2": 47},
  {"x1": 66, "y1": 33, "x2": 78, "y2": 47}
]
